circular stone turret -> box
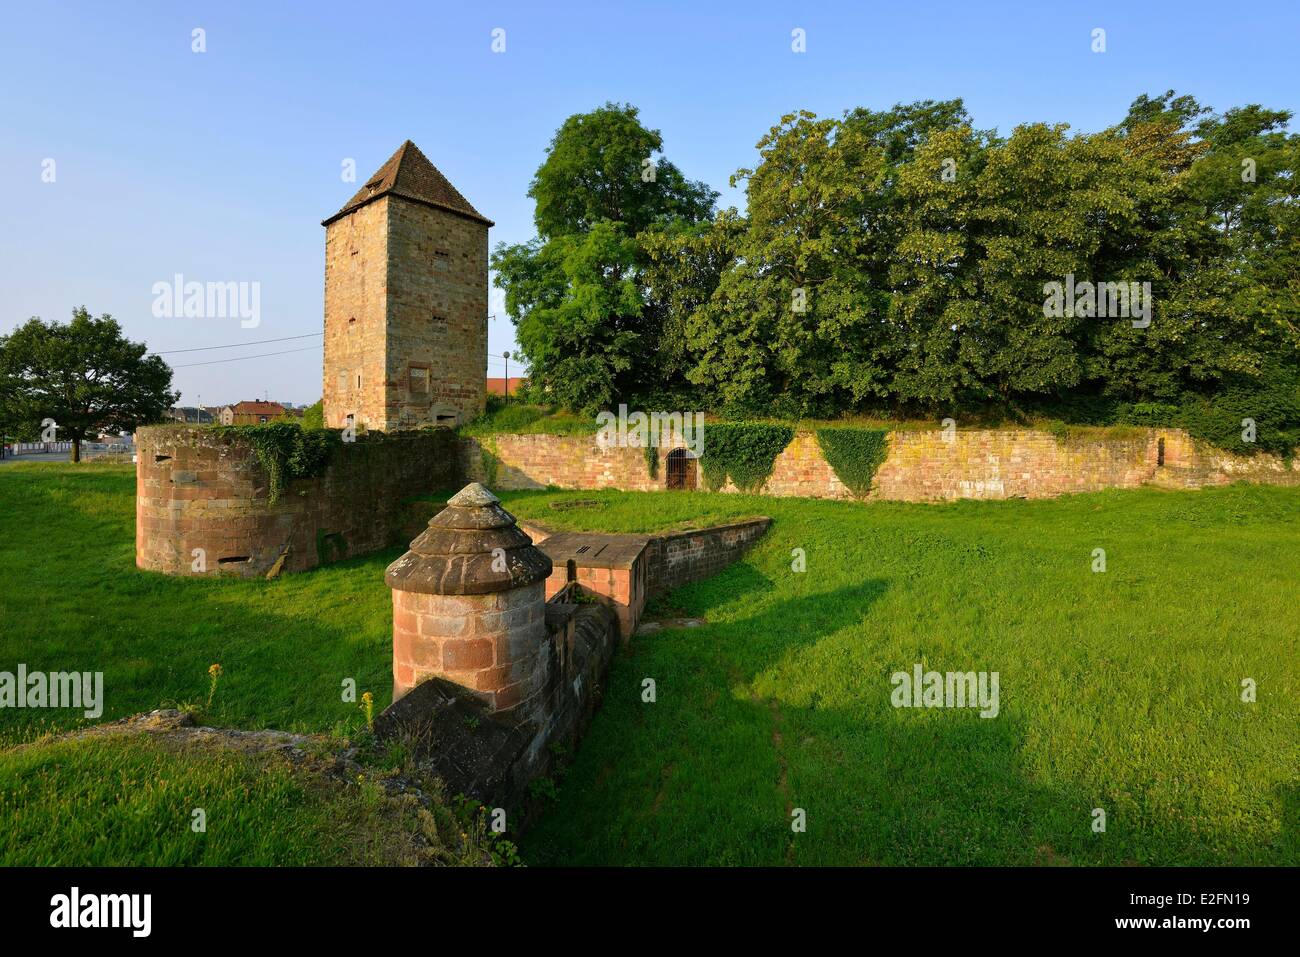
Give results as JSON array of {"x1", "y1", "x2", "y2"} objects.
[{"x1": 385, "y1": 483, "x2": 552, "y2": 716}]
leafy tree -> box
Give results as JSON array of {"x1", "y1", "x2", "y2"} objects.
[
  {"x1": 493, "y1": 104, "x2": 717, "y2": 412},
  {"x1": 500, "y1": 223, "x2": 643, "y2": 413},
  {"x1": 676, "y1": 112, "x2": 895, "y2": 416},
  {"x1": 639, "y1": 213, "x2": 746, "y2": 406},
  {"x1": 496, "y1": 94, "x2": 1300, "y2": 449},
  {"x1": 300, "y1": 399, "x2": 324, "y2": 430},
  {"x1": 528, "y1": 102, "x2": 716, "y2": 239},
  {"x1": 843, "y1": 98, "x2": 976, "y2": 165},
  {"x1": 0, "y1": 307, "x2": 177, "y2": 461}
]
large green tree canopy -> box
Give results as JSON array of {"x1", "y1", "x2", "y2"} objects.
[
  {"x1": 496, "y1": 93, "x2": 1300, "y2": 449},
  {"x1": 0, "y1": 307, "x2": 178, "y2": 460},
  {"x1": 492, "y1": 102, "x2": 717, "y2": 412}
]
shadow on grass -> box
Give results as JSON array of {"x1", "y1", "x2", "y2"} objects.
[
  {"x1": 523, "y1": 560, "x2": 1294, "y2": 866},
  {"x1": 0, "y1": 527, "x2": 401, "y2": 745}
]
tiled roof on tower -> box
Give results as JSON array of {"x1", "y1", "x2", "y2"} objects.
[{"x1": 322, "y1": 140, "x2": 494, "y2": 227}]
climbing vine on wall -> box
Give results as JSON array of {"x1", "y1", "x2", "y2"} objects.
[
  {"x1": 644, "y1": 442, "x2": 659, "y2": 479},
  {"x1": 214, "y1": 423, "x2": 341, "y2": 505},
  {"x1": 698, "y1": 424, "x2": 794, "y2": 492},
  {"x1": 815, "y1": 427, "x2": 890, "y2": 497}
]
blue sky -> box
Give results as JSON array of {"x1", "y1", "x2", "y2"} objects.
[{"x1": 2, "y1": 0, "x2": 1297, "y2": 407}]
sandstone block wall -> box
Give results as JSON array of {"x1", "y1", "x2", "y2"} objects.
[
  {"x1": 869, "y1": 430, "x2": 1156, "y2": 501},
  {"x1": 543, "y1": 557, "x2": 644, "y2": 641},
  {"x1": 375, "y1": 601, "x2": 618, "y2": 822},
  {"x1": 385, "y1": 198, "x2": 488, "y2": 429},
  {"x1": 393, "y1": 584, "x2": 549, "y2": 719},
  {"x1": 135, "y1": 425, "x2": 460, "y2": 578},
  {"x1": 323, "y1": 195, "x2": 488, "y2": 432},
  {"x1": 460, "y1": 433, "x2": 667, "y2": 492},
  {"x1": 460, "y1": 429, "x2": 1298, "y2": 502},
  {"x1": 323, "y1": 198, "x2": 389, "y2": 430},
  {"x1": 644, "y1": 519, "x2": 774, "y2": 594}
]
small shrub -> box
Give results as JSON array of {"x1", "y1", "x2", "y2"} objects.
[
  {"x1": 300, "y1": 400, "x2": 324, "y2": 430},
  {"x1": 1117, "y1": 402, "x2": 1180, "y2": 427},
  {"x1": 481, "y1": 436, "x2": 501, "y2": 487},
  {"x1": 212, "y1": 422, "x2": 341, "y2": 505},
  {"x1": 1176, "y1": 363, "x2": 1300, "y2": 458}
]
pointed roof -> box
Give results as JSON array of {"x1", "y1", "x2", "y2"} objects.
[
  {"x1": 384, "y1": 481, "x2": 551, "y2": 595},
  {"x1": 322, "y1": 140, "x2": 493, "y2": 227}
]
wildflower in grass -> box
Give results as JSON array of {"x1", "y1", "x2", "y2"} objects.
[
  {"x1": 361, "y1": 691, "x2": 374, "y2": 730},
  {"x1": 206, "y1": 664, "x2": 223, "y2": 710}
]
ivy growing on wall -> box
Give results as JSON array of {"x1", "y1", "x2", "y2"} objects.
[
  {"x1": 815, "y1": 427, "x2": 890, "y2": 497},
  {"x1": 698, "y1": 424, "x2": 794, "y2": 492},
  {"x1": 644, "y1": 443, "x2": 659, "y2": 479},
  {"x1": 214, "y1": 423, "x2": 341, "y2": 505}
]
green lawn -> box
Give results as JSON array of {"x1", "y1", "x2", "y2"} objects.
[
  {"x1": 1, "y1": 463, "x2": 1297, "y2": 865},
  {"x1": 502, "y1": 485, "x2": 1300, "y2": 866},
  {"x1": 0, "y1": 463, "x2": 397, "y2": 745},
  {"x1": 0, "y1": 733, "x2": 445, "y2": 866}
]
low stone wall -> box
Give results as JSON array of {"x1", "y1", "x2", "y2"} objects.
[
  {"x1": 1154, "y1": 431, "x2": 1300, "y2": 488},
  {"x1": 869, "y1": 430, "x2": 1155, "y2": 501},
  {"x1": 459, "y1": 433, "x2": 665, "y2": 492},
  {"x1": 136, "y1": 426, "x2": 460, "y2": 577},
  {"x1": 644, "y1": 519, "x2": 773, "y2": 593},
  {"x1": 377, "y1": 577, "x2": 620, "y2": 821},
  {"x1": 137, "y1": 422, "x2": 1298, "y2": 581},
  {"x1": 533, "y1": 517, "x2": 772, "y2": 639},
  {"x1": 461, "y1": 429, "x2": 1299, "y2": 501}
]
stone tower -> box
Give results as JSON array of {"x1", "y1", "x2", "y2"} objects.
[{"x1": 322, "y1": 141, "x2": 492, "y2": 431}]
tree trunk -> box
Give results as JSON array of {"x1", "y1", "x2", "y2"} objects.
[{"x1": 71, "y1": 438, "x2": 80, "y2": 463}]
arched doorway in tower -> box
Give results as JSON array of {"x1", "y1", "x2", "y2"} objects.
[{"x1": 665, "y1": 448, "x2": 697, "y2": 491}]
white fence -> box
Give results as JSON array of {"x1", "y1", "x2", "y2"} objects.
[{"x1": 4, "y1": 441, "x2": 73, "y2": 454}]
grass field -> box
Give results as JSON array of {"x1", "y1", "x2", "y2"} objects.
[
  {"x1": 0, "y1": 463, "x2": 397, "y2": 745},
  {"x1": 1, "y1": 463, "x2": 1297, "y2": 865},
  {"x1": 0, "y1": 732, "x2": 449, "y2": 866}
]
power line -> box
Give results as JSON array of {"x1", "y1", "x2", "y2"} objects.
[
  {"x1": 171, "y1": 345, "x2": 321, "y2": 368},
  {"x1": 155, "y1": 334, "x2": 516, "y2": 359},
  {"x1": 153, "y1": 332, "x2": 323, "y2": 355}
]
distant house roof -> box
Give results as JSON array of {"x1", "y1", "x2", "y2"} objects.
[
  {"x1": 231, "y1": 401, "x2": 286, "y2": 416},
  {"x1": 323, "y1": 140, "x2": 494, "y2": 228},
  {"x1": 486, "y1": 377, "x2": 527, "y2": 397}
]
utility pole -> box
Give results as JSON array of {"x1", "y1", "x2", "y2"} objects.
[{"x1": 503, "y1": 351, "x2": 511, "y2": 399}]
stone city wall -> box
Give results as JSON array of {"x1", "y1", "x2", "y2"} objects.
[
  {"x1": 460, "y1": 428, "x2": 1299, "y2": 501},
  {"x1": 135, "y1": 425, "x2": 460, "y2": 578}
]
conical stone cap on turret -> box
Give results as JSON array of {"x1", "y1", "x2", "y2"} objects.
[{"x1": 384, "y1": 483, "x2": 552, "y2": 595}]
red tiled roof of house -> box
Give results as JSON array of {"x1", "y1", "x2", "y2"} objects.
[
  {"x1": 231, "y1": 401, "x2": 286, "y2": 416},
  {"x1": 323, "y1": 140, "x2": 494, "y2": 228},
  {"x1": 486, "y1": 377, "x2": 526, "y2": 397}
]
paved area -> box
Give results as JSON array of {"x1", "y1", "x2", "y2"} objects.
[{"x1": 0, "y1": 450, "x2": 72, "y2": 465}]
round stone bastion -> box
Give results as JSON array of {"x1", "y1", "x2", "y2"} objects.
[{"x1": 385, "y1": 483, "x2": 553, "y2": 720}]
